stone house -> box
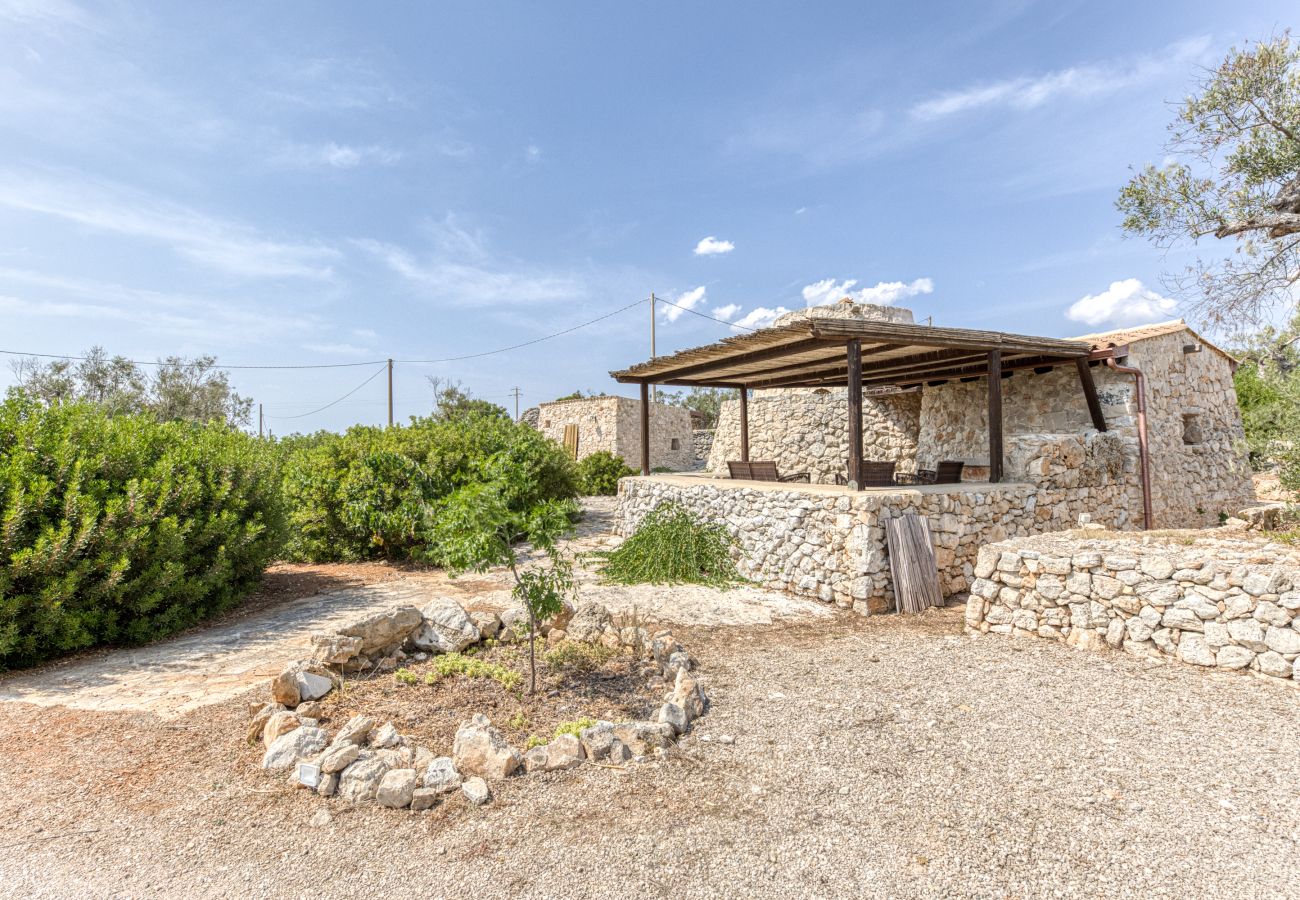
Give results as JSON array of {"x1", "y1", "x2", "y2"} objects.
[
  {"x1": 708, "y1": 307, "x2": 1253, "y2": 529},
  {"x1": 533, "y1": 395, "x2": 694, "y2": 471}
]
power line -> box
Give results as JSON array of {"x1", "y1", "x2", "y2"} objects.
[
  {"x1": 0, "y1": 348, "x2": 386, "y2": 370},
  {"x1": 265, "y1": 363, "x2": 389, "y2": 420},
  {"x1": 655, "y1": 295, "x2": 756, "y2": 331},
  {"x1": 395, "y1": 297, "x2": 647, "y2": 364}
]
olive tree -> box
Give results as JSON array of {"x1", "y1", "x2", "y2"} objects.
[{"x1": 1117, "y1": 33, "x2": 1300, "y2": 325}]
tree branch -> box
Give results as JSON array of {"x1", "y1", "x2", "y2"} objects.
[{"x1": 1214, "y1": 212, "x2": 1300, "y2": 239}]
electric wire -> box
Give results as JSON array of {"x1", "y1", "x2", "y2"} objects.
[{"x1": 264, "y1": 363, "x2": 388, "y2": 420}]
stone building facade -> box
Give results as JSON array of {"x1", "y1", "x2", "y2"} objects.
[
  {"x1": 707, "y1": 307, "x2": 1253, "y2": 529},
  {"x1": 708, "y1": 389, "x2": 921, "y2": 483},
  {"x1": 534, "y1": 395, "x2": 694, "y2": 471}
]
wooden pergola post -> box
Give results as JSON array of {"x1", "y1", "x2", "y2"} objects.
[
  {"x1": 1074, "y1": 358, "x2": 1108, "y2": 432},
  {"x1": 738, "y1": 387, "x2": 750, "y2": 462},
  {"x1": 846, "y1": 338, "x2": 863, "y2": 489},
  {"x1": 987, "y1": 349, "x2": 1003, "y2": 483},
  {"x1": 639, "y1": 381, "x2": 651, "y2": 475}
]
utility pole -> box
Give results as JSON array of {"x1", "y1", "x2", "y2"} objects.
[
  {"x1": 387, "y1": 358, "x2": 394, "y2": 427},
  {"x1": 258, "y1": 403, "x2": 263, "y2": 438},
  {"x1": 649, "y1": 292, "x2": 657, "y2": 403},
  {"x1": 510, "y1": 387, "x2": 522, "y2": 421}
]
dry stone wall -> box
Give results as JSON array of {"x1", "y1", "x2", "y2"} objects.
[
  {"x1": 619, "y1": 437, "x2": 1135, "y2": 613},
  {"x1": 535, "y1": 396, "x2": 694, "y2": 471},
  {"x1": 966, "y1": 531, "x2": 1300, "y2": 686},
  {"x1": 707, "y1": 389, "x2": 921, "y2": 483}
]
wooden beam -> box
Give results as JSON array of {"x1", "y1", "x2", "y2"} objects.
[
  {"x1": 638, "y1": 336, "x2": 837, "y2": 383},
  {"x1": 738, "y1": 386, "x2": 750, "y2": 462},
  {"x1": 846, "y1": 339, "x2": 863, "y2": 489},
  {"x1": 716, "y1": 342, "x2": 904, "y2": 386},
  {"x1": 860, "y1": 353, "x2": 1075, "y2": 388},
  {"x1": 639, "y1": 381, "x2": 650, "y2": 475},
  {"x1": 1075, "y1": 358, "x2": 1108, "y2": 432},
  {"x1": 988, "y1": 349, "x2": 1003, "y2": 483}
]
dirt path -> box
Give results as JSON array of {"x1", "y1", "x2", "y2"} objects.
[{"x1": 0, "y1": 498, "x2": 827, "y2": 718}]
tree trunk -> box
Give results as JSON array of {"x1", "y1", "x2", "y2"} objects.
[{"x1": 527, "y1": 609, "x2": 537, "y2": 695}]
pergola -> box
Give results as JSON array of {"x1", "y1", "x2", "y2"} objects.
[{"x1": 610, "y1": 317, "x2": 1122, "y2": 487}]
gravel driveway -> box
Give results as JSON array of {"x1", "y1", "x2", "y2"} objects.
[{"x1": 1, "y1": 604, "x2": 1297, "y2": 898}]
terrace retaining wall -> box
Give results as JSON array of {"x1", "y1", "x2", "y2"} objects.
[
  {"x1": 618, "y1": 432, "x2": 1135, "y2": 613},
  {"x1": 965, "y1": 532, "x2": 1300, "y2": 685}
]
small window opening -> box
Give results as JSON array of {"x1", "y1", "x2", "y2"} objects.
[
  {"x1": 542, "y1": 420, "x2": 551, "y2": 428},
  {"x1": 670, "y1": 438, "x2": 681, "y2": 450},
  {"x1": 1182, "y1": 413, "x2": 1204, "y2": 446}
]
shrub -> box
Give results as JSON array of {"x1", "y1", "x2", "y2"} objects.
[
  {"x1": 598, "y1": 503, "x2": 741, "y2": 588},
  {"x1": 280, "y1": 412, "x2": 578, "y2": 563},
  {"x1": 0, "y1": 396, "x2": 285, "y2": 668},
  {"x1": 576, "y1": 451, "x2": 636, "y2": 496},
  {"x1": 543, "y1": 640, "x2": 617, "y2": 672},
  {"x1": 424, "y1": 652, "x2": 522, "y2": 690},
  {"x1": 553, "y1": 716, "x2": 597, "y2": 739}
]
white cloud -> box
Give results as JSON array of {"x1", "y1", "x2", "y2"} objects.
[
  {"x1": 694, "y1": 236, "x2": 735, "y2": 256},
  {"x1": 354, "y1": 231, "x2": 583, "y2": 308},
  {"x1": 278, "y1": 142, "x2": 402, "y2": 169},
  {"x1": 800, "y1": 277, "x2": 934, "y2": 308},
  {"x1": 525, "y1": 144, "x2": 542, "y2": 163},
  {"x1": 712, "y1": 303, "x2": 741, "y2": 322},
  {"x1": 0, "y1": 170, "x2": 338, "y2": 279},
  {"x1": 732, "y1": 306, "x2": 790, "y2": 330},
  {"x1": 911, "y1": 36, "x2": 1211, "y2": 121},
  {"x1": 1066, "y1": 278, "x2": 1178, "y2": 328},
  {"x1": 662, "y1": 286, "x2": 706, "y2": 322}
]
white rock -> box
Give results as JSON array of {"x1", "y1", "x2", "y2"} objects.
[
  {"x1": 337, "y1": 754, "x2": 390, "y2": 803},
  {"x1": 294, "y1": 670, "x2": 334, "y2": 702},
  {"x1": 412, "y1": 599, "x2": 481, "y2": 653},
  {"x1": 376, "y1": 768, "x2": 418, "y2": 808},
  {"x1": 320, "y1": 743, "x2": 360, "y2": 774},
  {"x1": 261, "y1": 726, "x2": 327, "y2": 772},
  {"x1": 1177, "y1": 634, "x2": 1215, "y2": 667},
  {"x1": 1227, "y1": 619, "x2": 1267, "y2": 652},
  {"x1": 338, "y1": 606, "x2": 423, "y2": 656},
  {"x1": 1257, "y1": 650, "x2": 1292, "y2": 678},
  {"x1": 1215, "y1": 645, "x2": 1254, "y2": 670},
  {"x1": 452, "y1": 714, "x2": 522, "y2": 779},
  {"x1": 461, "y1": 776, "x2": 491, "y2": 806},
  {"x1": 1264, "y1": 626, "x2": 1300, "y2": 656},
  {"x1": 331, "y1": 714, "x2": 375, "y2": 748},
  {"x1": 1253, "y1": 601, "x2": 1292, "y2": 628},
  {"x1": 369, "y1": 722, "x2": 401, "y2": 749},
  {"x1": 422, "y1": 756, "x2": 463, "y2": 793}
]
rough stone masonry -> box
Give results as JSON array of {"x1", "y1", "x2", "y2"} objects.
[{"x1": 965, "y1": 530, "x2": 1300, "y2": 685}]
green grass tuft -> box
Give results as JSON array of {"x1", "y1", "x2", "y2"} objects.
[{"x1": 597, "y1": 502, "x2": 743, "y2": 588}]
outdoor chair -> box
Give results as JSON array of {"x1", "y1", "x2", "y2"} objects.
[
  {"x1": 727, "y1": 460, "x2": 753, "y2": 479},
  {"x1": 911, "y1": 460, "x2": 966, "y2": 485},
  {"x1": 748, "y1": 460, "x2": 810, "y2": 483},
  {"x1": 836, "y1": 460, "x2": 896, "y2": 487}
]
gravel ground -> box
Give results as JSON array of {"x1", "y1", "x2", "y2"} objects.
[{"x1": 2, "y1": 605, "x2": 1298, "y2": 899}]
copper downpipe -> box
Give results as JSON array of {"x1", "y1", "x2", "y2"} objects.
[{"x1": 1103, "y1": 357, "x2": 1152, "y2": 530}]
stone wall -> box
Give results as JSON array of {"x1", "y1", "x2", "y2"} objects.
[
  {"x1": 691, "y1": 429, "x2": 714, "y2": 465},
  {"x1": 965, "y1": 532, "x2": 1300, "y2": 685},
  {"x1": 536, "y1": 396, "x2": 694, "y2": 471},
  {"x1": 918, "y1": 330, "x2": 1254, "y2": 527},
  {"x1": 618, "y1": 437, "x2": 1135, "y2": 613},
  {"x1": 707, "y1": 389, "x2": 922, "y2": 483}
]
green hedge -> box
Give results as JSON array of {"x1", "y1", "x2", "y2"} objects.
[
  {"x1": 576, "y1": 450, "x2": 636, "y2": 496},
  {"x1": 280, "y1": 413, "x2": 578, "y2": 563},
  {"x1": 0, "y1": 397, "x2": 286, "y2": 668}
]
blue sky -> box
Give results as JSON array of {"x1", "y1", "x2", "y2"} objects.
[{"x1": 0, "y1": 0, "x2": 1292, "y2": 432}]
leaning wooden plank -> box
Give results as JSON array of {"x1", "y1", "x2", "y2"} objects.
[{"x1": 885, "y1": 514, "x2": 943, "y2": 613}]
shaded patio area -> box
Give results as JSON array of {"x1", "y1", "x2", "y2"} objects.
[{"x1": 611, "y1": 316, "x2": 1122, "y2": 488}]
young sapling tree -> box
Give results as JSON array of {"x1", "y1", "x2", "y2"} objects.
[{"x1": 432, "y1": 483, "x2": 575, "y2": 694}]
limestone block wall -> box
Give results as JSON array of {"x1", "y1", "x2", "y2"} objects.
[
  {"x1": 617, "y1": 442, "x2": 1134, "y2": 613},
  {"x1": 966, "y1": 532, "x2": 1300, "y2": 685},
  {"x1": 918, "y1": 330, "x2": 1253, "y2": 527},
  {"x1": 707, "y1": 389, "x2": 921, "y2": 483},
  {"x1": 691, "y1": 429, "x2": 714, "y2": 464},
  {"x1": 536, "y1": 396, "x2": 694, "y2": 471}
]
